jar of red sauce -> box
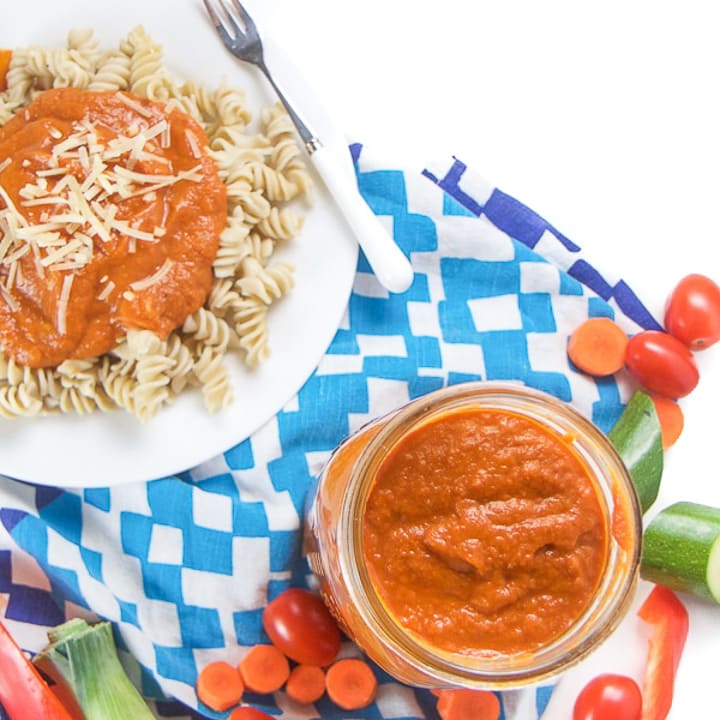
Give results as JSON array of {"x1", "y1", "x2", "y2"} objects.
[{"x1": 304, "y1": 382, "x2": 642, "y2": 690}]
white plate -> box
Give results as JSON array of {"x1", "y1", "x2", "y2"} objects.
[{"x1": 0, "y1": 0, "x2": 359, "y2": 487}]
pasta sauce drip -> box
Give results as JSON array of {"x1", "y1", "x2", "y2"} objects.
[
  {"x1": 362, "y1": 408, "x2": 608, "y2": 656},
  {"x1": 0, "y1": 87, "x2": 227, "y2": 368}
]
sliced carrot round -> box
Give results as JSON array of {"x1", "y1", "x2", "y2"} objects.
[
  {"x1": 436, "y1": 689, "x2": 501, "y2": 720},
  {"x1": 650, "y1": 395, "x2": 684, "y2": 448},
  {"x1": 285, "y1": 664, "x2": 326, "y2": 705},
  {"x1": 325, "y1": 658, "x2": 377, "y2": 710},
  {"x1": 567, "y1": 317, "x2": 629, "y2": 376},
  {"x1": 196, "y1": 660, "x2": 245, "y2": 712},
  {"x1": 238, "y1": 644, "x2": 290, "y2": 695}
]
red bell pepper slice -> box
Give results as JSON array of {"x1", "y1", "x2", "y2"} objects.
[
  {"x1": 636, "y1": 585, "x2": 689, "y2": 720},
  {"x1": 0, "y1": 620, "x2": 73, "y2": 720}
]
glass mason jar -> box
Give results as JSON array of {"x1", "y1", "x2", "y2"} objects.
[{"x1": 304, "y1": 381, "x2": 642, "y2": 690}]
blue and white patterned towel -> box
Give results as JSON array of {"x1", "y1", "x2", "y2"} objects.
[{"x1": 0, "y1": 144, "x2": 657, "y2": 719}]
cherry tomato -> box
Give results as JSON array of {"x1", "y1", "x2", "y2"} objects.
[
  {"x1": 228, "y1": 708, "x2": 275, "y2": 720},
  {"x1": 573, "y1": 674, "x2": 642, "y2": 720},
  {"x1": 262, "y1": 588, "x2": 341, "y2": 666},
  {"x1": 664, "y1": 273, "x2": 720, "y2": 350},
  {"x1": 625, "y1": 330, "x2": 699, "y2": 398}
]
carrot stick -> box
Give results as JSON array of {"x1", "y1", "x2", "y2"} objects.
[
  {"x1": 285, "y1": 664, "x2": 326, "y2": 705},
  {"x1": 196, "y1": 660, "x2": 245, "y2": 712},
  {"x1": 325, "y1": 658, "x2": 377, "y2": 710},
  {"x1": 228, "y1": 708, "x2": 275, "y2": 720},
  {"x1": 567, "y1": 317, "x2": 629, "y2": 376},
  {"x1": 650, "y1": 395, "x2": 684, "y2": 449},
  {"x1": 435, "y1": 689, "x2": 501, "y2": 720},
  {"x1": 0, "y1": 49, "x2": 11, "y2": 92},
  {"x1": 238, "y1": 644, "x2": 290, "y2": 695}
]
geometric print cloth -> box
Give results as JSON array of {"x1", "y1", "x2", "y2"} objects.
[{"x1": 0, "y1": 144, "x2": 655, "y2": 719}]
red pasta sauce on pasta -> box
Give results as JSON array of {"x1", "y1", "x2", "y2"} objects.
[
  {"x1": 0, "y1": 87, "x2": 227, "y2": 368},
  {"x1": 361, "y1": 406, "x2": 609, "y2": 656}
]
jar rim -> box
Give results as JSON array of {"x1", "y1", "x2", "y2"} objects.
[{"x1": 338, "y1": 381, "x2": 642, "y2": 689}]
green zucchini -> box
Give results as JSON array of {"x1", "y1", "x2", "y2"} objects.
[
  {"x1": 641, "y1": 501, "x2": 720, "y2": 603},
  {"x1": 608, "y1": 390, "x2": 664, "y2": 514}
]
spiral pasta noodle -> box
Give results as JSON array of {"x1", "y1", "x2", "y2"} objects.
[
  {"x1": 0, "y1": 26, "x2": 313, "y2": 421},
  {"x1": 88, "y1": 50, "x2": 132, "y2": 92},
  {"x1": 121, "y1": 25, "x2": 172, "y2": 101},
  {"x1": 231, "y1": 296, "x2": 271, "y2": 369}
]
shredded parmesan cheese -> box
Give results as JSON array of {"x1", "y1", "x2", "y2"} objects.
[
  {"x1": 3, "y1": 245, "x2": 31, "y2": 266},
  {"x1": 41, "y1": 237, "x2": 85, "y2": 267},
  {"x1": 97, "y1": 279, "x2": 115, "y2": 301},
  {"x1": 21, "y1": 197, "x2": 71, "y2": 208},
  {"x1": 184, "y1": 128, "x2": 202, "y2": 159},
  {"x1": 57, "y1": 273, "x2": 74, "y2": 335},
  {"x1": 5, "y1": 260, "x2": 18, "y2": 291},
  {"x1": 129, "y1": 259, "x2": 174, "y2": 291},
  {"x1": 0, "y1": 185, "x2": 29, "y2": 227},
  {"x1": 35, "y1": 168, "x2": 69, "y2": 178},
  {"x1": 0, "y1": 93, "x2": 210, "y2": 340},
  {"x1": 116, "y1": 92, "x2": 153, "y2": 118}
]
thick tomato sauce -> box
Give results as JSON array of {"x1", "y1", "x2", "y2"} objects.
[
  {"x1": 0, "y1": 87, "x2": 227, "y2": 368},
  {"x1": 362, "y1": 407, "x2": 608, "y2": 656}
]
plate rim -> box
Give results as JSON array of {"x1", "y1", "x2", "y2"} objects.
[{"x1": 0, "y1": 0, "x2": 360, "y2": 487}]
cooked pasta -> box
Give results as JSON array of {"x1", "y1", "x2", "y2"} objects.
[
  {"x1": 0, "y1": 26, "x2": 313, "y2": 421},
  {"x1": 182, "y1": 308, "x2": 234, "y2": 354},
  {"x1": 255, "y1": 206, "x2": 305, "y2": 241},
  {"x1": 88, "y1": 50, "x2": 132, "y2": 92},
  {"x1": 122, "y1": 25, "x2": 172, "y2": 101},
  {"x1": 231, "y1": 296, "x2": 271, "y2": 369},
  {"x1": 235, "y1": 257, "x2": 295, "y2": 304},
  {"x1": 0, "y1": 383, "x2": 43, "y2": 418},
  {"x1": 192, "y1": 346, "x2": 233, "y2": 413}
]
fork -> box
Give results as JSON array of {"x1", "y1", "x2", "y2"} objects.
[{"x1": 203, "y1": 0, "x2": 414, "y2": 294}]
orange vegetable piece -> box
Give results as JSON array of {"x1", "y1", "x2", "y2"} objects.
[
  {"x1": 228, "y1": 708, "x2": 275, "y2": 720},
  {"x1": 285, "y1": 664, "x2": 326, "y2": 705},
  {"x1": 435, "y1": 689, "x2": 502, "y2": 720},
  {"x1": 238, "y1": 644, "x2": 290, "y2": 695},
  {"x1": 196, "y1": 660, "x2": 245, "y2": 712},
  {"x1": 0, "y1": 49, "x2": 12, "y2": 92},
  {"x1": 325, "y1": 658, "x2": 377, "y2": 710},
  {"x1": 650, "y1": 395, "x2": 684, "y2": 449},
  {"x1": 567, "y1": 317, "x2": 629, "y2": 376}
]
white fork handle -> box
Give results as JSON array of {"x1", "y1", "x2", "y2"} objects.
[{"x1": 309, "y1": 144, "x2": 414, "y2": 294}]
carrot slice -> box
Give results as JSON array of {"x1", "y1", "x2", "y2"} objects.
[
  {"x1": 650, "y1": 395, "x2": 684, "y2": 449},
  {"x1": 196, "y1": 660, "x2": 245, "y2": 712},
  {"x1": 567, "y1": 317, "x2": 629, "y2": 376},
  {"x1": 0, "y1": 49, "x2": 11, "y2": 92},
  {"x1": 285, "y1": 664, "x2": 326, "y2": 705},
  {"x1": 435, "y1": 689, "x2": 501, "y2": 720},
  {"x1": 228, "y1": 708, "x2": 275, "y2": 720},
  {"x1": 325, "y1": 658, "x2": 377, "y2": 710},
  {"x1": 238, "y1": 644, "x2": 290, "y2": 695}
]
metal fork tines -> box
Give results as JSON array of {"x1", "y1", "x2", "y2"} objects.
[
  {"x1": 203, "y1": 0, "x2": 415, "y2": 294},
  {"x1": 202, "y1": 0, "x2": 316, "y2": 148}
]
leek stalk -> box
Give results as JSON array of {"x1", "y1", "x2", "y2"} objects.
[{"x1": 33, "y1": 618, "x2": 154, "y2": 720}]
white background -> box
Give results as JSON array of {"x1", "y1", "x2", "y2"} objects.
[
  {"x1": 257, "y1": 1, "x2": 719, "y2": 717},
  {"x1": 1, "y1": 1, "x2": 717, "y2": 717}
]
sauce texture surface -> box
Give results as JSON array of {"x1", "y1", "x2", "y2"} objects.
[
  {"x1": 0, "y1": 87, "x2": 227, "y2": 368},
  {"x1": 362, "y1": 408, "x2": 608, "y2": 656}
]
